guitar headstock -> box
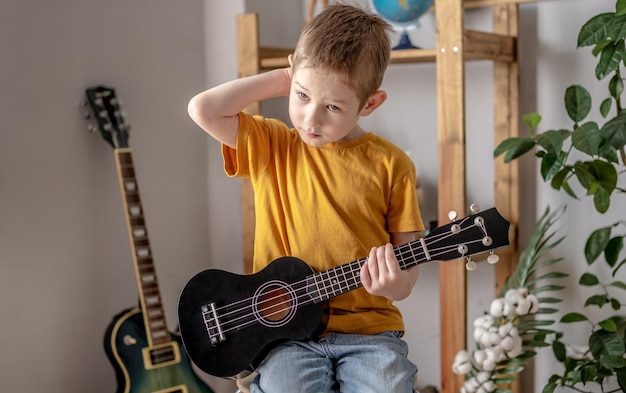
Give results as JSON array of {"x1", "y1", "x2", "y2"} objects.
[
  {"x1": 83, "y1": 85, "x2": 129, "y2": 149},
  {"x1": 428, "y1": 205, "x2": 510, "y2": 271}
]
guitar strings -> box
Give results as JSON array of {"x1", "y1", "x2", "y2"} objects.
[{"x1": 204, "y1": 218, "x2": 485, "y2": 339}]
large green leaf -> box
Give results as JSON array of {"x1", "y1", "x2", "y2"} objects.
[
  {"x1": 600, "y1": 112, "x2": 626, "y2": 149},
  {"x1": 585, "y1": 226, "x2": 612, "y2": 264},
  {"x1": 579, "y1": 272, "x2": 600, "y2": 286},
  {"x1": 609, "y1": 73, "x2": 624, "y2": 99},
  {"x1": 617, "y1": 0, "x2": 626, "y2": 16},
  {"x1": 561, "y1": 312, "x2": 589, "y2": 323},
  {"x1": 493, "y1": 137, "x2": 535, "y2": 160},
  {"x1": 605, "y1": 237, "x2": 624, "y2": 266},
  {"x1": 589, "y1": 330, "x2": 626, "y2": 361},
  {"x1": 607, "y1": 13, "x2": 626, "y2": 40},
  {"x1": 572, "y1": 122, "x2": 601, "y2": 156},
  {"x1": 578, "y1": 13, "x2": 615, "y2": 47},
  {"x1": 536, "y1": 130, "x2": 565, "y2": 155},
  {"x1": 600, "y1": 97, "x2": 612, "y2": 118},
  {"x1": 591, "y1": 159, "x2": 618, "y2": 193},
  {"x1": 594, "y1": 185, "x2": 611, "y2": 212},
  {"x1": 564, "y1": 85, "x2": 592, "y2": 122},
  {"x1": 595, "y1": 39, "x2": 625, "y2": 79}
]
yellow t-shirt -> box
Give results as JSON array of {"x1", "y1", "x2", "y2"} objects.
[{"x1": 222, "y1": 112, "x2": 424, "y2": 335}]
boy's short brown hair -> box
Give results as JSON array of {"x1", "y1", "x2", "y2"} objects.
[{"x1": 292, "y1": 4, "x2": 392, "y2": 108}]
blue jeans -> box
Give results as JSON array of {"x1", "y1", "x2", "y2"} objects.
[{"x1": 249, "y1": 331, "x2": 418, "y2": 393}]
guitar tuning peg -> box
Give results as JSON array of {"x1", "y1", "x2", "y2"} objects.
[
  {"x1": 87, "y1": 123, "x2": 96, "y2": 133},
  {"x1": 470, "y1": 203, "x2": 481, "y2": 214},
  {"x1": 448, "y1": 210, "x2": 458, "y2": 221},
  {"x1": 487, "y1": 250, "x2": 499, "y2": 264},
  {"x1": 83, "y1": 111, "x2": 91, "y2": 119},
  {"x1": 465, "y1": 258, "x2": 477, "y2": 271}
]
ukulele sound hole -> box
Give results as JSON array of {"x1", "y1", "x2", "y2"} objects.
[{"x1": 252, "y1": 280, "x2": 298, "y2": 328}]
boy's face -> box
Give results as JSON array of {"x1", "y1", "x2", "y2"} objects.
[{"x1": 288, "y1": 66, "x2": 366, "y2": 147}]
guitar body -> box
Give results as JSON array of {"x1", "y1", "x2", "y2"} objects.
[
  {"x1": 178, "y1": 257, "x2": 326, "y2": 378},
  {"x1": 104, "y1": 307, "x2": 214, "y2": 393}
]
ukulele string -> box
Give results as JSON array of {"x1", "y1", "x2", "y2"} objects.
[{"x1": 209, "y1": 222, "x2": 485, "y2": 336}]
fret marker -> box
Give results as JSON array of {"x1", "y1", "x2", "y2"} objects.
[
  {"x1": 129, "y1": 206, "x2": 141, "y2": 216},
  {"x1": 125, "y1": 181, "x2": 136, "y2": 191},
  {"x1": 137, "y1": 248, "x2": 150, "y2": 258},
  {"x1": 142, "y1": 274, "x2": 155, "y2": 283},
  {"x1": 133, "y1": 228, "x2": 146, "y2": 238},
  {"x1": 420, "y1": 238, "x2": 431, "y2": 260}
]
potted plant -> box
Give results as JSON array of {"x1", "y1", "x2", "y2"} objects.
[{"x1": 492, "y1": 1, "x2": 626, "y2": 391}]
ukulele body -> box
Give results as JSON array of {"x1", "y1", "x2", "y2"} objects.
[{"x1": 178, "y1": 256, "x2": 327, "y2": 378}]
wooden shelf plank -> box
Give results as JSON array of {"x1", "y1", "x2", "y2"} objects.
[
  {"x1": 257, "y1": 30, "x2": 515, "y2": 70},
  {"x1": 464, "y1": 0, "x2": 553, "y2": 8}
]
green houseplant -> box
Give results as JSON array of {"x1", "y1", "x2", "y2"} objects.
[{"x1": 493, "y1": 2, "x2": 626, "y2": 391}]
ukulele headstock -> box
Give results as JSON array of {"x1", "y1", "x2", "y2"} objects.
[{"x1": 428, "y1": 204, "x2": 510, "y2": 271}]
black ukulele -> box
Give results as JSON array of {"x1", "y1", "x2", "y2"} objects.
[{"x1": 177, "y1": 207, "x2": 510, "y2": 378}]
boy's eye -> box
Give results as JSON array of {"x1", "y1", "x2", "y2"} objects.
[
  {"x1": 328, "y1": 104, "x2": 341, "y2": 112},
  {"x1": 297, "y1": 91, "x2": 309, "y2": 100}
]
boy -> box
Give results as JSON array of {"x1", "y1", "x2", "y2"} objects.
[{"x1": 188, "y1": 4, "x2": 424, "y2": 392}]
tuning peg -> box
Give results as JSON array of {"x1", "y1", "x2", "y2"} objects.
[
  {"x1": 465, "y1": 258, "x2": 477, "y2": 271},
  {"x1": 481, "y1": 236, "x2": 493, "y2": 246},
  {"x1": 87, "y1": 123, "x2": 96, "y2": 133},
  {"x1": 470, "y1": 203, "x2": 480, "y2": 214},
  {"x1": 487, "y1": 251, "x2": 499, "y2": 264},
  {"x1": 448, "y1": 210, "x2": 458, "y2": 221}
]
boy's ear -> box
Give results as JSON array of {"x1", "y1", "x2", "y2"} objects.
[
  {"x1": 288, "y1": 54, "x2": 294, "y2": 67},
  {"x1": 360, "y1": 90, "x2": 387, "y2": 116}
]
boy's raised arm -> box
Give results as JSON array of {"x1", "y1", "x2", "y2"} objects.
[{"x1": 188, "y1": 67, "x2": 292, "y2": 149}]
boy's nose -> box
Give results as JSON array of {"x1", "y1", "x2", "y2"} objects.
[{"x1": 304, "y1": 106, "x2": 322, "y2": 127}]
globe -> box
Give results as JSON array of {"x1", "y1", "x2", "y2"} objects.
[{"x1": 371, "y1": 0, "x2": 434, "y2": 50}]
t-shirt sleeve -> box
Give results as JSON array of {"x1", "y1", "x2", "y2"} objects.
[
  {"x1": 386, "y1": 165, "x2": 425, "y2": 234},
  {"x1": 222, "y1": 113, "x2": 251, "y2": 178}
]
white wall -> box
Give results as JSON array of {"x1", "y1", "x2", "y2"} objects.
[
  {"x1": 0, "y1": 0, "x2": 226, "y2": 391},
  {"x1": 1, "y1": 0, "x2": 619, "y2": 392}
]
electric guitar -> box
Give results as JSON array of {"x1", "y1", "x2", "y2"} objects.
[
  {"x1": 84, "y1": 85, "x2": 214, "y2": 393},
  {"x1": 177, "y1": 207, "x2": 510, "y2": 378}
]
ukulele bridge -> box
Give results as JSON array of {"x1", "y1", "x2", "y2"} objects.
[{"x1": 201, "y1": 302, "x2": 225, "y2": 345}]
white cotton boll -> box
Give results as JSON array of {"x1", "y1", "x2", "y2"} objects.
[
  {"x1": 452, "y1": 350, "x2": 473, "y2": 375},
  {"x1": 527, "y1": 294, "x2": 539, "y2": 313},
  {"x1": 482, "y1": 381, "x2": 496, "y2": 392},
  {"x1": 489, "y1": 298, "x2": 505, "y2": 317},
  {"x1": 488, "y1": 331, "x2": 502, "y2": 346},
  {"x1": 474, "y1": 349, "x2": 486, "y2": 364},
  {"x1": 507, "y1": 337, "x2": 523, "y2": 358},
  {"x1": 498, "y1": 322, "x2": 514, "y2": 337},
  {"x1": 503, "y1": 302, "x2": 516, "y2": 317},
  {"x1": 500, "y1": 336, "x2": 515, "y2": 351},
  {"x1": 464, "y1": 378, "x2": 479, "y2": 392},
  {"x1": 476, "y1": 372, "x2": 491, "y2": 383},
  {"x1": 475, "y1": 314, "x2": 495, "y2": 329},
  {"x1": 516, "y1": 298, "x2": 532, "y2": 315},
  {"x1": 474, "y1": 326, "x2": 486, "y2": 343}
]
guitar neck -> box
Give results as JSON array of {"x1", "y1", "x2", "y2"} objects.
[
  {"x1": 115, "y1": 148, "x2": 170, "y2": 346},
  {"x1": 306, "y1": 239, "x2": 427, "y2": 303}
]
